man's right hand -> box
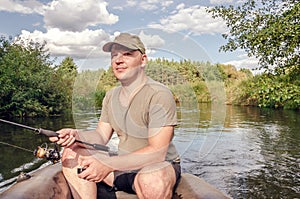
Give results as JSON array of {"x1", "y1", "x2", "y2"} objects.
[{"x1": 49, "y1": 128, "x2": 78, "y2": 148}]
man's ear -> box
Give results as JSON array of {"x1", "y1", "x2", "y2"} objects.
[{"x1": 141, "y1": 54, "x2": 147, "y2": 68}]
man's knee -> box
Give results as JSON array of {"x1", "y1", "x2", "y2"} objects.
[
  {"x1": 61, "y1": 146, "x2": 82, "y2": 168},
  {"x1": 135, "y1": 171, "x2": 167, "y2": 189},
  {"x1": 134, "y1": 163, "x2": 175, "y2": 198}
]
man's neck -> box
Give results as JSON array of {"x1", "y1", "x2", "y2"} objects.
[
  {"x1": 119, "y1": 73, "x2": 147, "y2": 106},
  {"x1": 121, "y1": 72, "x2": 147, "y2": 95}
]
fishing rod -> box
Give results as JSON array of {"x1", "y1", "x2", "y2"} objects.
[{"x1": 0, "y1": 119, "x2": 110, "y2": 152}]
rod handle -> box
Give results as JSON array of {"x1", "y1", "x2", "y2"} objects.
[
  {"x1": 92, "y1": 143, "x2": 109, "y2": 151},
  {"x1": 38, "y1": 128, "x2": 59, "y2": 137}
]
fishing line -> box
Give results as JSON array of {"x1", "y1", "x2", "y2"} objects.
[
  {"x1": 0, "y1": 118, "x2": 110, "y2": 152},
  {"x1": 0, "y1": 141, "x2": 33, "y2": 153},
  {"x1": 0, "y1": 140, "x2": 61, "y2": 164},
  {"x1": 0, "y1": 119, "x2": 113, "y2": 165}
]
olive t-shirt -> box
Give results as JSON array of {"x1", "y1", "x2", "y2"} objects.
[{"x1": 100, "y1": 77, "x2": 179, "y2": 162}]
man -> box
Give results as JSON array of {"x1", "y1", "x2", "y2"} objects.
[{"x1": 50, "y1": 33, "x2": 181, "y2": 199}]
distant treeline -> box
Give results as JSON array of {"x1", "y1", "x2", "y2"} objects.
[
  {"x1": 1, "y1": 36, "x2": 299, "y2": 118},
  {"x1": 76, "y1": 58, "x2": 299, "y2": 111}
]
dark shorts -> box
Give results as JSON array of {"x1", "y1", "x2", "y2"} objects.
[{"x1": 112, "y1": 162, "x2": 181, "y2": 194}]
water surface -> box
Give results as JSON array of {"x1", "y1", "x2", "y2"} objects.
[{"x1": 0, "y1": 105, "x2": 299, "y2": 198}]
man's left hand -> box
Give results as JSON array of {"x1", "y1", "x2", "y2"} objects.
[{"x1": 78, "y1": 157, "x2": 113, "y2": 182}]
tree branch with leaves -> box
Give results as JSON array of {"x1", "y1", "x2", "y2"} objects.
[{"x1": 209, "y1": 0, "x2": 300, "y2": 75}]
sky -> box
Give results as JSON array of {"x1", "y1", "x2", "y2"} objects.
[{"x1": 0, "y1": 0, "x2": 259, "y2": 72}]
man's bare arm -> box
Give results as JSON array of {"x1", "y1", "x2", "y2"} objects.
[
  {"x1": 102, "y1": 125, "x2": 175, "y2": 171},
  {"x1": 49, "y1": 121, "x2": 114, "y2": 149}
]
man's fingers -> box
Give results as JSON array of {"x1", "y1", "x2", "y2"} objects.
[{"x1": 49, "y1": 136, "x2": 59, "y2": 142}]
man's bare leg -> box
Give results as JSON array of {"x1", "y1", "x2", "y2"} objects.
[
  {"x1": 61, "y1": 145, "x2": 97, "y2": 199},
  {"x1": 61, "y1": 145, "x2": 115, "y2": 199},
  {"x1": 134, "y1": 162, "x2": 176, "y2": 199}
]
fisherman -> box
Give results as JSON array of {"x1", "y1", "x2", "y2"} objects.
[{"x1": 50, "y1": 33, "x2": 181, "y2": 199}]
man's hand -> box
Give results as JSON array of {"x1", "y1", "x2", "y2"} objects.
[
  {"x1": 49, "y1": 128, "x2": 78, "y2": 148},
  {"x1": 78, "y1": 156, "x2": 113, "y2": 182}
]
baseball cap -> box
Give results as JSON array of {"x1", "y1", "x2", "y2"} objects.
[{"x1": 103, "y1": 33, "x2": 146, "y2": 54}]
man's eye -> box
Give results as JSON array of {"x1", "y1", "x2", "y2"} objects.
[
  {"x1": 123, "y1": 52, "x2": 132, "y2": 56},
  {"x1": 111, "y1": 51, "x2": 134, "y2": 59}
]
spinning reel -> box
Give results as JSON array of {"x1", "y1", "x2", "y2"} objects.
[{"x1": 34, "y1": 143, "x2": 61, "y2": 164}]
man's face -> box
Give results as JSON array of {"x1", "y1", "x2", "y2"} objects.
[{"x1": 110, "y1": 44, "x2": 146, "y2": 83}]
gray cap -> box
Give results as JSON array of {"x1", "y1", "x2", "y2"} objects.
[{"x1": 103, "y1": 33, "x2": 145, "y2": 54}]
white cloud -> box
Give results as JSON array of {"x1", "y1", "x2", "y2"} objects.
[
  {"x1": 161, "y1": 1, "x2": 173, "y2": 7},
  {"x1": 43, "y1": 0, "x2": 118, "y2": 31},
  {"x1": 125, "y1": 0, "x2": 137, "y2": 8},
  {"x1": 210, "y1": 0, "x2": 246, "y2": 6},
  {"x1": 112, "y1": 6, "x2": 123, "y2": 11},
  {"x1": 176, "y1": 3, "x2": 185, "y2": 10},
  {"x1": 224, "y1": 54, "x2": 259, "y2": 72},
  {"x1": 0, "y1": 0, "x2": 44, "y2": 14},
  {"x1": 210, "y1": 0, "x2": 233, "y2": 5},
  {"x1": 18, "y1": 28, "x2": 111, "y2": 58},
  {"x1": 121, "y1": 0, "x2": 173, "y2": 11},
  {"x1": 0, "y1": 0, "x2": 119, "y2": 31},
  {"x1": 138, "y1": 31, "x2": 165, "y2": 49},
  {"x1": 1, "y1": 0, "x2": 239, "y2": 69},
  {"x1": 139, "y1": 1, "x2": 158, "y2": 11},
  {"x1": 2, "y1": 0, "x2": 120, "y2": 63},
  {"x1": 148, "y1": 5, "x2": 227, "y2": 35}
]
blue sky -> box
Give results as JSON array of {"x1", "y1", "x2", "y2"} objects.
[{"x1": 0, "y1": 0, "x2": 258, "y2": 71}]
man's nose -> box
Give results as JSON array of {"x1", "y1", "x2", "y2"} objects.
[{"x1": 113, "y1": 53, "x2": 124, "y2": 62}]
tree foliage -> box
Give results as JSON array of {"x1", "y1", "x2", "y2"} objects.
[
  {"x1": 209, "y1": 0, "x2": 300, "y2": 75},
  {"x1": 95, "y1": 58, "x2": 298, "y2": 109},
  {"x1": 55, "y1": 56, "x2": 78, "y2": 108},
  {"x1": 234, "y1": 73, "x2": 300, "y2": 109},
  {"x1": 95, "y1": 59, "x2": 251, "y2": 104},
  {"x1": 72, "y1": 69, "x2": 104, "y2": 112},
  {"x1": 0, "y1": 37, "x2": 77, "y2": 117}
]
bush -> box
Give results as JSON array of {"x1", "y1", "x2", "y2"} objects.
[{"x1": 234, "y1": 73, "x2": 300, "y2": 109}]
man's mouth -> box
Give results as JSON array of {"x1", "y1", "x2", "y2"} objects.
[{"x1": 115, "y1": 67, "x2": 127, "y2": 72}]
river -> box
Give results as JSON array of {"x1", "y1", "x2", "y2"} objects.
[{"x1": 0, "y1": 104, "x2": 299, "y2": 198}]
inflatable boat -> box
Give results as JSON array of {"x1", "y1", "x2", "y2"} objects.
[{"x1": 0, "y1": 164, "x2": 229, "y2": 199}]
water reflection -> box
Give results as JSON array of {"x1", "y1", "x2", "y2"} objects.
[
  {"x1": 178, "y1": 104, "x2": 299, "y2": 198},
  {"x1": 0, "y1": 105, "x2": 299, "y2": 198},
  {"x1": 0, "y1": 115, "x2": 75, "y2": 190}
]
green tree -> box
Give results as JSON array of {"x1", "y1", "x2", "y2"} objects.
[
  {"x1": 72, "y1": 69, "x2": 105, "y2": 111},
  {"x1": 209, "y1": 0, "x2": 300, "y2": 75},
  {"x1": 234, "y1": 74, "x2": 300, "y2": 109},
  {"x1": 0, "y1": 37, "x2": 52, "y2": 116},
  {"x1": 0, "y1": 37, "x2": 77, "y2": 117},
  {"x1": 54, "y1": 56, "x2": 78, "y2": 109}
]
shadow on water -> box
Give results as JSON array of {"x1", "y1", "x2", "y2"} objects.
[{"x1": 0, "y1": 105, "x2": 299, "y2": 198}]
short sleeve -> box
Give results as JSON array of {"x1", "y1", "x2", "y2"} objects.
[
  {"x1": 99, "y1": 91, "x2": 111, "y2": 123},
  {"x1": 148, "y1": 90, "x2": 177, "y2": 128}
]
